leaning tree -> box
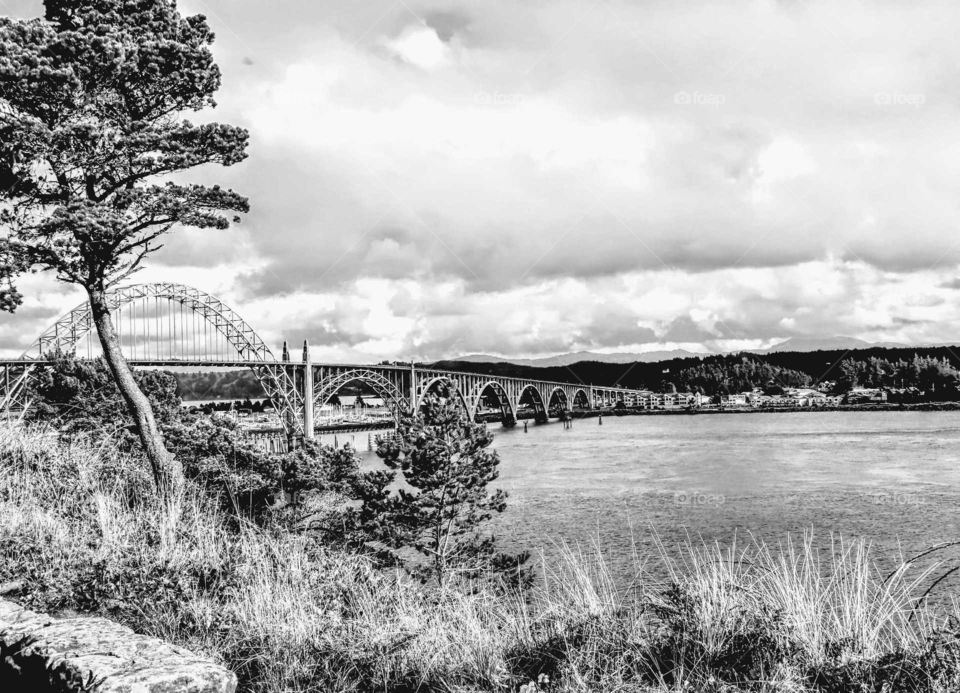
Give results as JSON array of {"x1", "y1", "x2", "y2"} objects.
[{"x1": 0, "y1": 0, "x2": 249, "y2": 494}]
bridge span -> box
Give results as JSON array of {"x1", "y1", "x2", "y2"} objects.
[{"x1": 1, "y1": 283, "x2": 650, "y2": 439}]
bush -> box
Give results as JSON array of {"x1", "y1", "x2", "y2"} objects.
[
  {"x1": 25, "y1": 355, "x2": 368, "y2": 531},
  {"x1": 26, "y1": 352, "x2": 182, "y2": 448}
]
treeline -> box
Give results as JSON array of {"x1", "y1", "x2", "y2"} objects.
[
  {"x1": 434, "y1": 344, "x2": 960, "y2": 396},
  {"x1": 200, "y1": 398, "x2": 270, "y2": 414},
  {"x1": 174, "y1": 371, "x2": 369, "y2": 402},
  {"x1": 834, "y1": 355, "x2": 960, "y2": 396},
  {"x1": 429, "y1": 357, "x2": 704, "y2": 391},
  {"x1": 671, "y1": 357, "x2": 811, "y2": 395},
  {"x1": 174, "y1": 370, "x2": 262, "y2": 401},
  {"x1": 429, "y1": 355, "x2": 810, "y2": 395}
]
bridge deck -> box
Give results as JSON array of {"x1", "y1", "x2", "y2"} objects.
[
  {"x1": 0, "y1": 359, "x2": 634, "y2": 392},
  {"x1": 2, "y1": 282, "x2": 653, "y2": 439}
]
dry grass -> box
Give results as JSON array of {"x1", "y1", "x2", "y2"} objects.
[{"x1": 2, "y1": 427, "x2": 959, "y2": 692}]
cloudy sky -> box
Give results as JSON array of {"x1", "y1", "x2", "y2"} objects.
[{"x1": 4, "y1": 0, "x2": 960, "y2": 361}]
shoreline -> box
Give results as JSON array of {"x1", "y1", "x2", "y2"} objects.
[
  {"x1": 569, "y1": 401, "x2": 960, "y2": 418},
  {"x1": 241, "y1": 400, "x2": 960, "y2": 436}
]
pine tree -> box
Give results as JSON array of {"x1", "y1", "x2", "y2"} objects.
[
  {"x1": 371, "y1": 394, "x2": 528, "y2": 587},
  {"x1": 27, "y1": 349, "x2": 181, "y2": 441},
  {"x1": 0, "y1": 0, "x2": 248, "y2": 494}
]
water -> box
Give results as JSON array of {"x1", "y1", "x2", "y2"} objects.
[{"x1": 479, "y1": 411, "x2": 960, "y2": 601}]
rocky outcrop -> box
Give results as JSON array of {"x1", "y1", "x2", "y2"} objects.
[{"x1": 0, "y1": 598, "x2": 236, "y2": 692}]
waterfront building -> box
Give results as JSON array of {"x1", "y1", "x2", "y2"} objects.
[{"x1": 846, "y1": 388, "x2": 888, "y2": 405}]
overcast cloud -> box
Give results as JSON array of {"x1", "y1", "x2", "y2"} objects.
[{"x1": 4, "y1": 0, "x2": 960, "y2": 361}]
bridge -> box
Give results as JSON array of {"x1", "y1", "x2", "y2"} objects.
[{"x1": 0, "y1": 283, "x2": 652, "y2": 439}]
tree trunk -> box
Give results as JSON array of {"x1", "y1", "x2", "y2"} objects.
[{"x1": 87, "y1": 286, "x2": 183, "y2": 497}]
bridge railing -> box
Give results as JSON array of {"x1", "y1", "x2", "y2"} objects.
[{"x1": 412, "y1": 366, "x2": 647, "y2": 394}]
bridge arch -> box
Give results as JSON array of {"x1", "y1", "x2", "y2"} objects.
[
  {"x1": 547, "y1": 387, "x2": 568, "y2": 415},
  {"x1": 419, "y1": 376, "x2": 470, "y2": 415},
  {"x1": 469, "y1": 380, "x2": 515, "y2": 423},
  {"x1": 572, "y1": 388, "x2": 590, "y2": 409},
  {"x1": 313, "y1": 369, "x2": 409, "y2": 420},
  {"x1": 12, "y1": 283, "x2": 301, "y2": 434},
  {"x1": 515, "y1": 384, "x2": 546, "y2": 421}
]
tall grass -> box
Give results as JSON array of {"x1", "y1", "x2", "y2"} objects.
[{"x1": 2, "y1": 427, "x2": 959, "y2": 692}]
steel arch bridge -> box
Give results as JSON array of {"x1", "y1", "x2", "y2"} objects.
[{"x1": 0, "y1": 283, "x2": 651, "y2": 437}]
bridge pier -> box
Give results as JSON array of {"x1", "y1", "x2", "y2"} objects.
[
  {"x1": 281, "y1": 341, "x2": 297, "y2": 446},
  {"x1": 532, "y1": 401, "x2": 548, "y2": 424},
  {"x1": 409, "y1": 361, "x2": 417, "y2": 414},
  {"x1": 500, "y1": 400, "x2": 517, "y2": 427},
  {"x1": 302, "y1": 340, "x2": 314, "y2": 440}
]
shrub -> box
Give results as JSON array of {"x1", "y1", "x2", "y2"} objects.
[{"x1": 26, "y1": 352, "x2": 181, "y2": 448}]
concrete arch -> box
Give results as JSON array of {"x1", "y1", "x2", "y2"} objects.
[
  {"x1": 470, "y1": 380, "x2": 515, "y2": 422},
  {"x1": 547, "y1": 387, "x2": 568, "y2": 415},
  {"x1": 514, "y1": 384, "x2": 547, "y2": 421},
  {"x1": 419, "y1": 375, "x2": 470, "y2": 415},
  {"x1": 313, "y1": 369, "x2": 410, "y2": 420},
  {"x1": 572, "y1": 388, "x2": 590, "y2": 409},
  {"x1": 516, "y1": 384, "x2": 546, "y2": 404}
]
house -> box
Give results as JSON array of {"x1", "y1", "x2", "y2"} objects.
[
  {"x1": 846, "y1": 388, "x2": 887, "y2": 405},
  {"x1": 760, "y1": 394, "x2": 795, "y2": 407},
  {"x1": 721, "y1": 393, "x2": 749, "y2": 406},
  {"x1": 787, "y1": 388, "x2": 828, "y2": 407}
]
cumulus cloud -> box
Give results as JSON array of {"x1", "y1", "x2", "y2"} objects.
[
  {"x1": 141, "y1": 260, "x2": 960, "y2": 363},
  {"x1": 3, "y1": 0, "x2": 960, "y2": 358}
]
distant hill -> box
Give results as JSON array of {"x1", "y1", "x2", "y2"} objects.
[
  {"x1": 432, "y1": 343, "x2": 960, "y2": 393},
  {"x1": 457, "y1": 337, "x2": 920, "y2": 365},
  {"x1": 453, "y1": 349, "x2": 703, "y2": 368},
  {"x1": 759, "y1": 336, "x2": 911, "y2": 353},
  {"x1": 428, "y1": 357, "x2": 706, "y2": 391}
]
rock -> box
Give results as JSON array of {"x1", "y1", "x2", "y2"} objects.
[
  {"x1": 0, "y1": 580, "x2": 25, "y2": 595},
  {"x1": 0, "y1": 598, "x2": 236, "y2": 692}
]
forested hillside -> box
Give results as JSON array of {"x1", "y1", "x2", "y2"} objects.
[
  {"x1": 432, "y1": 345, "x2": 960, "y2": 396},
  {"x1": 174, "y1": 370, "x2": 262, "y2": 401},
  {"x1": 170, "y1": 346, "x2": 960, "y2": 401}
]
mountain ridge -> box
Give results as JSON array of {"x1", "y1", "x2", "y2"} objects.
[
  {"x1": 454, "y1": 336, "x2": 921, "y2": 366},
  {"x1": 452, "y1": 349, "x2": 705, "y2": 368}
]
